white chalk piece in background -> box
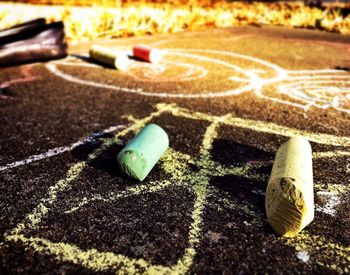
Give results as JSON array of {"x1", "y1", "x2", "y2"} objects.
[
  {"x1": 265, "y1": 136, "x2": 314, "y2": 237},
  {"x1": 89, "y1": 45, "x2": 130, "y2": 71}
]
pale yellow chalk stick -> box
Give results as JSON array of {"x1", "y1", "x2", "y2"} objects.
[
  {"x1": 265, "y1": 136, "x2": 314, "y2": 237},
  {"x1": 89, "y1": 45, "x2": 130, "y2": 71}
]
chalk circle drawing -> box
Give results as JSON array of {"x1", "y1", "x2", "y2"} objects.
[
  {"x1": 2, "y1": 103, "x2": 350, "y2": 274},
  {"x1": 47, "y1": 48, "x2": 350, "y2": 113},
  {"x1": 126, "y1": 60, "x2": 208, "y2": 82}
]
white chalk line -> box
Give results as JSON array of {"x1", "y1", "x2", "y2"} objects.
[
  {"x1": 182, "y1": 53, "x2": 350, "y2": 112},
  {"x1": 55, "y1": 55, "x2": 208, "y2": 83},
  {"x1": 277, "y1": 84, "x2": 350, "y2": 112},
  {"x1": 47, "y1": 49, "x2": 285, "y2": 98},
  {"x1": 65, "y1": 51, "x2": 350, "y2": 86},
  {"x1": 288, "y1": 75, "x2": 350, "y2": 81},
  {"x1": 55, "y1": 61, "x2": 99, "y2": 68},
  {"x1": 313, "y1": 150, "x2": 349, "y2": 217},
  {"x1": 287, "y1": 69, "x2": 349, "y2": 74},
  {"x1": 280, "y1": 80, "x2": 350, "y2": 87},
  {"x1": 126, "y1": 60, "x2": 208, "y2": 82},
  {"x1": 314, "y1": 150, "x2": 350, "y2": 217},
  {"x1": 172, "y1": 49, "x2": 287, "y2": 79},
  {"x1": 258, "y1": 86, "x2": 350, "y2": 113},
  {"x1": 316, "y1": 191, "x2": 341, "y2": 217},
  {"x1": 296, "y1": 251, "x2": 310, "y2": 263},
  {"x1": 151, "y1": 35, "x2": 255, "y2": 47},
  {"x1": 48, "y1": 54, "x2": 251, "y2": 98},
  {"x1": 48, "y1": 48, "x2": 350, "y2": 113},
  {"x1": 0, "y1": 125, "x2": 126, "y2": 172}
]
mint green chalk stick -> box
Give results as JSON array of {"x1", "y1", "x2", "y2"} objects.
[{"x1": 117, "y1": 124, "x2": 169, "y2": 181}]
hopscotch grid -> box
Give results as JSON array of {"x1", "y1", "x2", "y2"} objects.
[
  {"x1": 4, "y1": 104, "x2": 170, "y2": 234},
  {"x1": 2, "y1": 103, "x2": 350, "y2": 273},
  {"x1": 64, "y1": 157, "x2": 271, "y2": 215}
]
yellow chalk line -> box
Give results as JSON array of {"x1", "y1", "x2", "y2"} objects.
[
  {"x1": 168, "y1": 118, "x2": 222, "y2": 273},
  {"x1": 8, "y1": 162, "x2": 87, "y2": 235},
  {"x1": 284, "y1": 232, "x2": 350, "y2": 274},
  {"x1": 208, "y1": 186, "x2": 264, "y2": 227},
  {"x1": 65, "y1": 179, "x2": 180, "y2": 214},
  {"x1": 165, "y1": 104, "x2": 350, "y2": 147},
  {"x1": 5, "y1": 234, "x2": 158, "y2": 273},
  {"x1": 285, "y1": 150, "x2": 350, "y2": 272},
  {"x1": 164, "y1": 106, "x2": 350, "y2": 273},
  {"x1": 203, "y1": 160, "x2": 270, "y2": 228},
  {"x1": 200, "y1": 116, "x2": 223, "y2": 156},
  {"x1": 168, "y1": 118, "x2": 271, "y2": 273},
  {"x1": 313, "y1": 150, "x2": 350, "y2": 159},
  {"x1": 160, "y1": 148, "x2": 194, "y2": 180},
  {"x1": 65, "y1": 148, "x2": 192, "y2": 214},
  {"x1": 4, "y1": 102, "x2": 350, "y2": 273},
  {"x1": 171, "y1": 117, "x2": 273, "y2": 273},
  {"x1": 171, "y1": 187, "x2": 207, "y2": 273},
  {"x1": 168, "y1": 100, "x2": 350, "y2": 274},
  {"x1": 217, "y1": 162, "x2": 270, "y2": 182},
  {"x1": 122, "y1": 114, "x2": 138, "y2": 124},
  {"x1": 4, "y1": 104, "x2": 176, "y2": 273},
  {"x1": 63, "y1": 133, "x2": 264, "y2": 274},
  {"x1": 315, "y1": 182, "x2": 350, "y2": 195},
  {"x1": 88, "y1": 104, "x2": 175, "y2": 160},
  {"x1": 168, "y1": 105, "x2": 350, "y2": 273},
  {"x1": 313, "y1": 150, "x2": 350, "y2": 195}
]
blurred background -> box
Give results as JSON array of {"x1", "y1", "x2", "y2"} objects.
[{"x1": 1, "y1": 0, "x2": 349, "y2": 42}]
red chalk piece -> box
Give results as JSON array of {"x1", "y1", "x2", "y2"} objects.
[{"x1": 132, "y1": 44, "x2": 163, "y2": 64}]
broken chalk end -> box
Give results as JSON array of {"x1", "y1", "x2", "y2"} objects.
[{"x1": 265, "y1": 136, "x2": 314, "y2": 237}]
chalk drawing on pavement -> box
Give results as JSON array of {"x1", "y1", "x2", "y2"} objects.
[
  {"x1": 47, "y1": 47, "x2": 350, "y2": 113},
  {"x1": 2, "y1": 103, "x2": 350, "y2": 274}
]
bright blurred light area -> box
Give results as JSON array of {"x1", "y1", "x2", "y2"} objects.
[{"x1": 0, "y1": 1, "x2": 349, "y2": 42}]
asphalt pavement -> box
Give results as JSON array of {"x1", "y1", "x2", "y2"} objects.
[{"x1": 0, "y1": 26, "x2": 349, "y2": 274}]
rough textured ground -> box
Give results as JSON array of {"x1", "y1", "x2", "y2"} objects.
[{"x1": 0, "y1": 26, "x2": 349, "y2": 274}]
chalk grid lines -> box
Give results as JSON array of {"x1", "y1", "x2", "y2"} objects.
[{"x1": 2, "y1": 103, "x2": 350, "y2": 273}]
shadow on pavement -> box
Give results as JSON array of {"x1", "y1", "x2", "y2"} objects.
[{"x1": 71, "y1": 132, "x2": 124, "y2": 177}]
